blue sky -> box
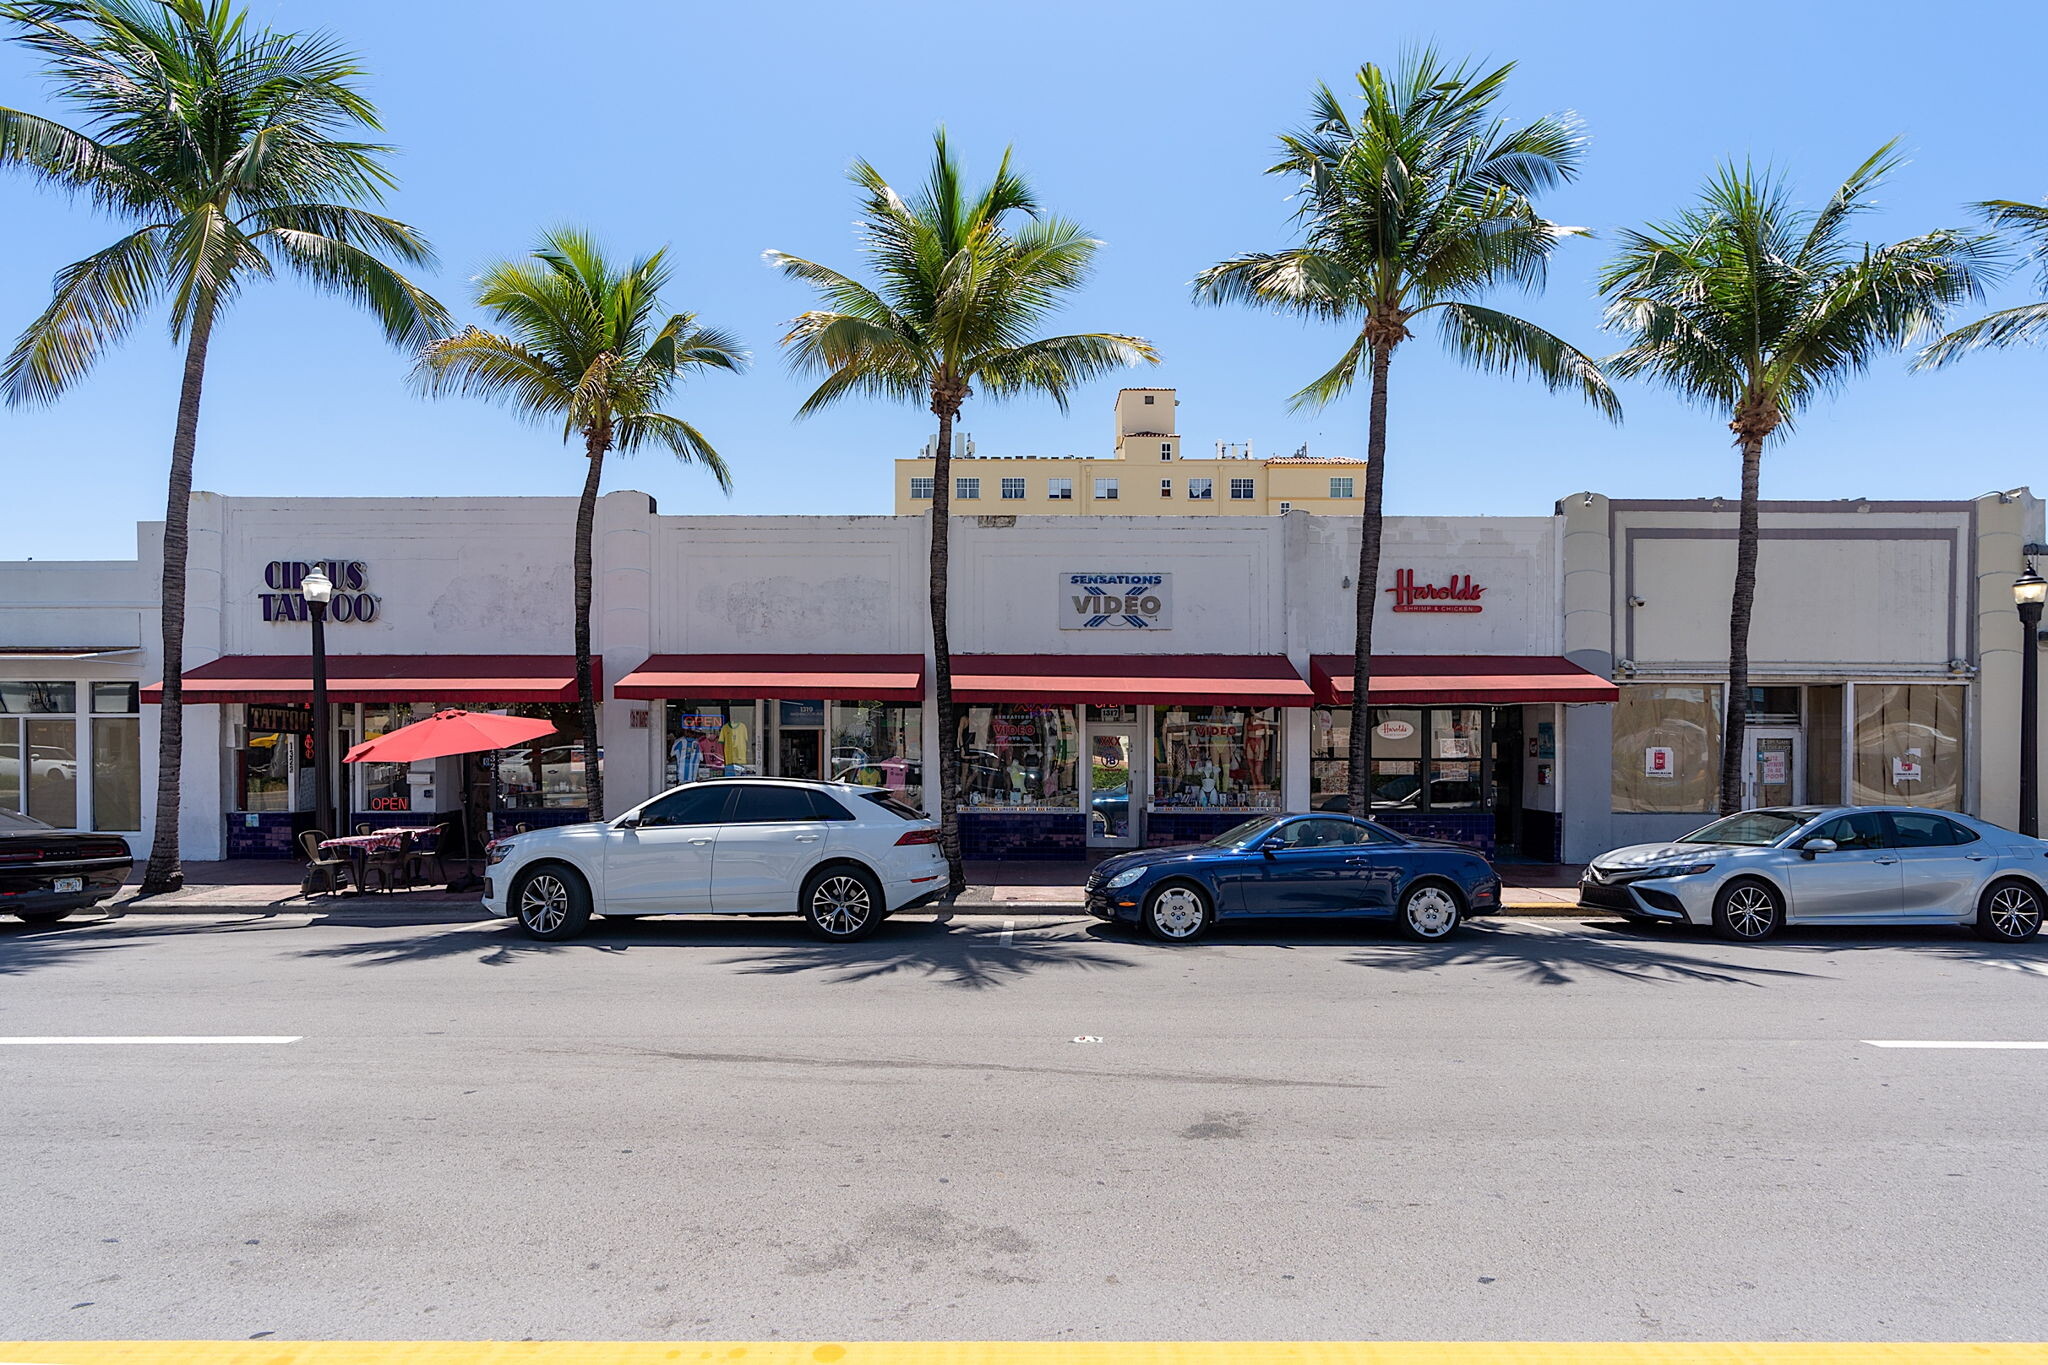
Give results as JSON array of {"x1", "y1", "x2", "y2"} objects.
[{"x1": 2, "y1": 0, "x2": 2042, "y2": 562}]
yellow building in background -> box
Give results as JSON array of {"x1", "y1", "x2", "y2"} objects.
[{"x1": 891, "y1": 388, "x2": 1367, "y2": 516}]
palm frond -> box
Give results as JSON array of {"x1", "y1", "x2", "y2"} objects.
[
  {"x1": 1429, "y1": 301, "x2": 1621, "y2": 420},
  {"x1": 1915, "y1": 302, "x2": 2048, "y2": 366},
  {"x1": 0, "y1": 220, "x2": 167, "y2": 403},
  {"x1": 617, "y1": 412, "x2": 733, "y2": 492},
  {"x1": 258, "y1": 225, "x2": 449, "y2": 348}
]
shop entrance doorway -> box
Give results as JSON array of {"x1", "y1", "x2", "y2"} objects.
[
  {"x1": 1085, "y1": 724, "x2": 1139, "y2": 849},
  {"x1": 1743, "y1": 727, "x2": 1802, "y2": 808},
  {"x1": 775, "y1": 699, "x2": 826, "y2": 780}
]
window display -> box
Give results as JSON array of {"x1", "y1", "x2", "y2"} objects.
[
  {"x1": 958, "y1": 705, "x2": 1079, "y2": 810},
  {"x1": 90, "y1": 683, "x2": 141, "y2": 831},
  {"x1": 663, "y1": 701, "x2": 758, "y2": 786},
  {"x1": 830, "y1": 701, "x2": 922, "y2": 802},
  {"x1": 1151, "y1": 706, "x2": 1280, "y2": 811}
]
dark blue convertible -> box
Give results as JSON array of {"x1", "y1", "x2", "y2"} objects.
[{"x1": 1084, "y1": 813, "x2": 1501, "y2": 943}]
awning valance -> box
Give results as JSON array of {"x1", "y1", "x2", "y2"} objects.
[
  {"x1": 142, "y1": 654, "x2": 593, "y2": 705},
  {"x1": 951, "y1": 654, "x2": 1314, "y2": 707},
  {"x1": 1309, "y1": 655, "x2": 1619, "y2": 707},
  {"x1": 613, "y1": 654, "x2": 925, "y2": 702}
]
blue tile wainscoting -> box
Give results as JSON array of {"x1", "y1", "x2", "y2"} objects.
[
  {"x1": 224, "y1": 811, "x2": 313, "y2": 859},
  {"x1": 1143, "y1": 810, "x2": 1260, "y2": 848},
  {"x1": 490, "y1": 808, "x2": 589, "y2": 838},
  {"x1": 1374, "y1": 811, "x2": 1496, "y2": 858},
  {"x1": 959, "y1": 811, "x2": 1087, "y2": 860}
]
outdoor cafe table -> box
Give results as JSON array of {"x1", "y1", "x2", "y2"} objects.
[{"x1": 317, "y1": 827, "x2": 438, "y2": 893}]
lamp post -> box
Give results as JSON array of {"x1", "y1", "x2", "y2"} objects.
[
  {"x1": 301, "y1": 565, "x2": 336, "y2": 837},
  {"x1": 2015, "y1": 562, "x2": 2046, "y2": 838}
]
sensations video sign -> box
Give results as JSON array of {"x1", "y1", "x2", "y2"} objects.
[{"x1": 1059, "y1": 572, "x2": 1171, "y2": 630}]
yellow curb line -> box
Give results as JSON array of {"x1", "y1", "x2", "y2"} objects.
[{"x1": 6, "y1": 1344, "x2": 2047, "y2": 1364}]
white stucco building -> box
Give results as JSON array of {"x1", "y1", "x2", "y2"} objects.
[{"x1": 1, "y1": 487, "x2": 2040, "y2": 867}]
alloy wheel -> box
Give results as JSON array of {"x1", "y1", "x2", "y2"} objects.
[
  {"x1": 1151, "y1": 886, "x2": 1206, "y2": 938},
  {"x1": 1404, "y1": 886, "x2": 1459, "y2": 939},
  {"x1": 1989, "y1": 884, "x2": 2042, "y2": 939},
  {"x1": 812, "y1": 875, "x2": 872, "y2": 936},
  {"x1": 519, "y1": 874, "x2": 570, "y2": 935},
  {"x1": 1723, "y1": 884, "x2": 1777, "y2": 939}
]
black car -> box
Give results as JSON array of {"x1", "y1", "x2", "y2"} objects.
[{"x1": 0, "y1": 808, "x2": 131, "y2": 923}]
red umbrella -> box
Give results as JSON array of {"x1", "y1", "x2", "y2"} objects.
[
  {"x1": 342, "y1": 708, "x2": 560, "y2": 893},
  {"x1": 343, "y1": 709, "x2": 556, "y2": 764}
]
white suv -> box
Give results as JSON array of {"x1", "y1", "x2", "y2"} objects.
[{"x1": 484, "y1": 777, "x2": 947, "y2": 941}]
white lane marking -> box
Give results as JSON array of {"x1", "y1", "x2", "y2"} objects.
[
  {"x1": 1867, "y1": 1047, "x2": 2048, "y2": 1055},
  {"x1": 999, "y1": 919, "x2": 1015, "y2": 946},
  {"x1": 0, "y1": 1036, "x2": 301, "y2": 1046}
]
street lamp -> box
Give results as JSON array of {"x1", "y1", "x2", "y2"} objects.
[
  {"x1": 301, "y1": 564, "x2": 336, "y2": 838},
  {"x1": 2015, "y1": 562, "x2": 2046, "y2": 838}
]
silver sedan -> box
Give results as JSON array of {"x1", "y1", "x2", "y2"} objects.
[{"x1": 1580, "y1": 806, "x2": 2048, "y2": 942}]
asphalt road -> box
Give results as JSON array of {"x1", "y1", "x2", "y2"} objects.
[{"x1": 4, "y1": 907, "x2": 2047, "y2": 1344}]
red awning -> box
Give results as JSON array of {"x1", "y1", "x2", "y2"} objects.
[
  {"x1": 1310, "y1": 655, "x2": 1618, "y2": 706},
  {"x1": 142, "y1": 655, "x2": 593, "y2": 705},
  {"x1": 613, "y1": 654, "x2": 925, "y2": 702},
  {"x1": 951, "y1": 655, "x2": 1314, "y2": 707}
]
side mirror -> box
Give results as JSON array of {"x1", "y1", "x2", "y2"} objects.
[
  {"x1": 1800, "y1": 837, "x2": 1837, "y2": 859},
  {"x1": 1257, "y1": 835, "x2": 1288, "y2": 854},
  {"x1": 616, "y1": 814, "x2": 641, "y2": 830}
]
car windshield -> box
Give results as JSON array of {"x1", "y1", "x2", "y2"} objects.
[
  {"x1": 1678, "y1": 809, "x2": 1811, "y2": 847},
  {"x1": 1203, "y1": 817, "x2": 1281, "y2": 849},
  {"x1": 0, "y1": 807, "x2": 53, "y2": 834}
]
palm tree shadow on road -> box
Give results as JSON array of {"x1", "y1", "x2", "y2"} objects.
[
  {"x1": 720, "y1": 919, "x2": 1139, "y2": 991},
  {"x1": 1346, "y1": 919, "x2": 1824, "y2": 987}
]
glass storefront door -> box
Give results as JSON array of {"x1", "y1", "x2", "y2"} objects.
[
  {"x1": 1086, "y1": 725, "x2": 1138, "y2": 848},
  {"x1": 1743, "y1": 727, "x2": 1802, "y2": 808}
]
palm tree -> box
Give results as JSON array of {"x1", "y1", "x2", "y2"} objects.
[
  {"x1": 1196, "y1": 52, "x2": 1618, "y2": 817},
  {"x1": 767, "y1": 130, "x2": 1157, "y2": 892},
  {"x1": 416, "y1": 229, "x2": 745, "y2": 821},
  {"x1": 1600, "y1": 145, "x2": 1993, "y2": 813},
  {"x1": 1920, "y1": 197, "x2": 2048, "y2": 363},
  {"x1": 0, "y1": 0, "x2": 446, "y2": 892}
]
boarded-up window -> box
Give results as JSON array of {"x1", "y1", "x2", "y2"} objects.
[
  {"x1": 1612, "y1": 684, "x2": 1723, "y2": 813},
  {"x1": 1850, "y1": 684, "x2": 1963, "y2": 810}
]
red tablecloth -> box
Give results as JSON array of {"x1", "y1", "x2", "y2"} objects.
[{"x1": 318, "y1": 827, "x2": 436, "y2": 855}]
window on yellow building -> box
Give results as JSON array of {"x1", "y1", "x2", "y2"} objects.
[
  {"x1": 1189, "y1": 478, "x2": 1213, "y2": 500},
  {"x1": 1330, "y1": 477, "x2": 1354, "y2": 498},
  {"x1": 1047, "y1": 478, "x2": 1072, "y2": 500}
]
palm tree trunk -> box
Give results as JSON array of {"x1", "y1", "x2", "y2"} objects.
[
  {"x1": 139, "y1": 297, "x2": 217, "y2": 895},
  {"x1": 1347, "y1": 342, "x2": 1393, "y2": 816},
  {"x1": 928, "y1": 398, "x2": 965, "y2": 894},
  {"x1": 574, "y1": 429, "x2": 607, "y2": 821},
  {"x1": 1718, "y1": 434, "x2": 1765, "y2": 814}
]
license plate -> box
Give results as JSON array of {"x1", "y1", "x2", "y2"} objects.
[{"x1": 53, "y1": 877, "x2": 83, "y2": 893}]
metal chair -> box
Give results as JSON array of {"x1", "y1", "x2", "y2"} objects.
[
  {"x1": 401, "y1": 823, "x2": 449, "y2": 888},
  {"x1": 362, "y1": 831, "x2": 411, "y2": 893},
  {"x1": 298, "y1": 830, "x2": 354, "y2": 896}
]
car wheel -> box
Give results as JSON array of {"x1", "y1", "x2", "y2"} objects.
[
  {"x1": 14, "y1": 908, "x2": 73, "y2": 924},
  {"x1": 1396, "y1": 880, "x2": 1463, "y2": 942},
  {"x1": 1976, "y1": 879, "x2": 2044, "y2": 942},
  {"x1": 1142, "y1": 881, "x2": 1212, "y2": 943},
  {"x1": 802, "y1": 866, "x2": 883, "y2": 942},
  {"x1": 1712, "y1": 878, "x2": 1782, "y2": 942},
  {"x1": 512, "y1": 865, "x2": 591, "y2": 941}
]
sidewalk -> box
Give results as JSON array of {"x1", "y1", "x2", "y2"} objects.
[{"x1": 102, "y1": 856, "x2": 1589, "y2": 916}]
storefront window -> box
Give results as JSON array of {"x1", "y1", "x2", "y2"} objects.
[
  {"x1": 1611, "y1": 684, "x2": 1723, "y2": 813},
  {"x1": 492, "y1": 703, "x2": 597, "y2": 811},
  {"x1": 1312, "y1": 706, "x2": 1493, "y2": 812},
  {"x1": 238, "y1": 732, "x2": 297, "y2": 812},
  {"x1": 958, "y1": 705, "x2": 1079, "y2": 810},
  {"x1": 1151, "y1": 706, "x2": 1281, "y2": 811},
  {"x1": 90, "y1": 684, "x2": 141, "y2": 831},
  {"x1": 663, "y1": 701, "x2": 759, "y2": 786},
  {"x1": 235, "y1": 703, "x2": 310, "y2": 814},
  {"x1": 1850, "y1": 684, "x2": 1963, "y2": 810},
  {"x1": 0, "y1": 683, "x2": 79, "y2": 826},
  {"x1": 830, "y1": 701, "x2": 922, "y2": 803},
  {"x1": 358, "y1": 703, "x2": 416, "y2": 812}
]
